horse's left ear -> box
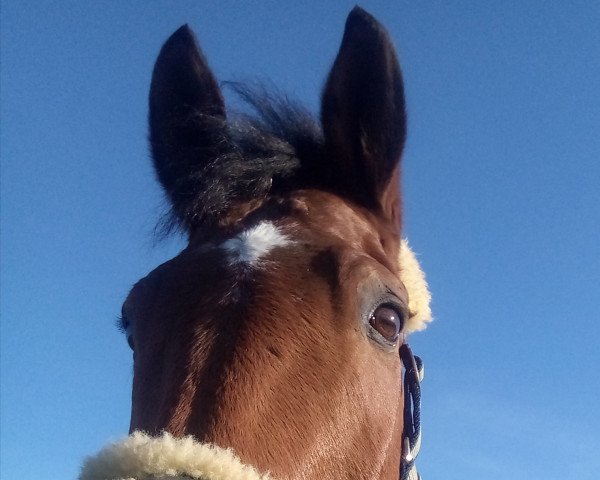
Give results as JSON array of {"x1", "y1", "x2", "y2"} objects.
[{"x1": 321, "y1": 7, "x2": 406, "y2": 225}]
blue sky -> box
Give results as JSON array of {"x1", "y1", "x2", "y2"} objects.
[{"x1": 1, "y1": 1, "x2": 599, "y2": 479}]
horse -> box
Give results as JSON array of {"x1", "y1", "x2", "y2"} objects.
[{"x1": 80, "y1": 7, "x2": 431, "y2": 480}]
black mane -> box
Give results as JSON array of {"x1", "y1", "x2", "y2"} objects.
[{"x1": 157, "y1": 84, "x2": 325, "y2": 236}]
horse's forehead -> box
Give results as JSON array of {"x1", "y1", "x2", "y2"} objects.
[
  {"x1": 286, "y1": 192, "x2": 399, "y2": 260},
  {"x1": 183, "y1": 193, "x2": 396, "y2": 273}
]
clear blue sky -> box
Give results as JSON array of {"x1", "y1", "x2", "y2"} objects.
[{"x1": 2, "y1": 1, "x2": 599, "y2": 479}]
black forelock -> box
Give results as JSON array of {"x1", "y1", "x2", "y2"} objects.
[{"x1": 157, "y1": 83, "x2": 326, "y2": 237}]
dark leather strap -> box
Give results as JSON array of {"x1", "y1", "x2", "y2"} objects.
[{"x1": 399, "y1": 343, "x2": 423, "y2": 480}]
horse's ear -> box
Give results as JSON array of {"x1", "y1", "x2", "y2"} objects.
[
  {"x1": 321, "y1": 7, "x2": 406, "y2": 225},
  {"x1": 149, "y1": 25, "x2": 227, "y2": 228}
]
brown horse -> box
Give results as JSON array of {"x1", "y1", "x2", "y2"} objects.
[{"x1": 83, "y1": 7, "x2": 431, "y2": 480}]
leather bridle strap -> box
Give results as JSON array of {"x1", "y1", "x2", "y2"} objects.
[{"x1": 399, "y1": 343, "x2": 424, "y2": 480}]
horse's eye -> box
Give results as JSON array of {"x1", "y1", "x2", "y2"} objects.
[{"x1": 369, "y1": 304, "x2": 404, "y2": 344}]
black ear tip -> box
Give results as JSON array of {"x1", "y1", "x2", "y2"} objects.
[
  {"x1": 171, "y1": 24, "x2": 194, "y2": 40},
  {"x1": 164, "y1": 24, "x2": 198, "y2": 49},
  {"x1": 154, "y1": 24, "x2": 205, "y2": 75},
  {"x1": 346, "y1": 6, "x2": 382, "y2": 31}
]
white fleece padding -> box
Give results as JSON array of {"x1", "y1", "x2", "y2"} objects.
[
  {"x1": 79, "y1": 432, "x2": 272, "y2": 480},
  {"x1": 399, "y1": 239, "x2": 432, "y2": 332}
]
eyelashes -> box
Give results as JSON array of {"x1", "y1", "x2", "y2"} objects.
[
  {"x1": 116, "y1": 313, "x2": 134, "y2": 350},
  {"x1": 116, "y1": 314, "x2": 129, "y2": 334}
]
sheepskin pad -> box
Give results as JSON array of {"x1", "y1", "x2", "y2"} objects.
[
  {"x1": 79, "y1": 432, "x2": 272, "y2": 480},
  {"x1": 399, "y1": 239, "x2": 432, "y2": 332}
]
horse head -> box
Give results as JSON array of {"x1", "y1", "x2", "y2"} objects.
[{"x1": 105, "y1": 7, "x2": 431, "y2": 480}]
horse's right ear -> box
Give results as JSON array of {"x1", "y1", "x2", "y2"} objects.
[
  {"x1": 149, "y1": 25, "x2": 227, "y2": 228},
  {"x1": 321, "y1": 8, "x2": 406, "y2": 225}
]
